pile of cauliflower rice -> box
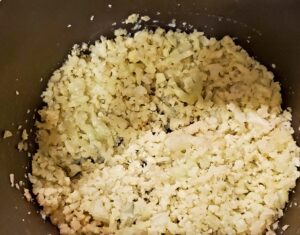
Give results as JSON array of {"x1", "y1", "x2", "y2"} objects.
[{"x1": 30, "y1": 27, "x2": 300, "y2": 235}]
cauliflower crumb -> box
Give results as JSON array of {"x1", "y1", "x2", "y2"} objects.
[
  {"x1": 3, "y1": 130, "x2": 13, "y2": 138},
  {"x1": 272, "y1": 221, "x2": 279, "y2": 230},
  {"x1": 30, "y1": 24, "x2": 300, "y2": 235},
  {"x1": 168, "y1": 18, "x2": 176, "y2": 27},
  {"x1": 282, "y1": 224, "x2": 289, "y2": 231},
  {"x1": 125, "y1": 13, "x2": 139, "y2": 24},
  {"x1": 114, "y1": 28, "x2": 127, "y2": 36},
  {"x1": 17, "y1": 141, "x2": 28, "y2": 152},
  {"x1": 24, "y1": 188, "x2": 32, "y2": 202},
  {"x1": 108, "y1": 4, "x2": 112, "y2": 8},
  {"x1": 90, "y1": 15, "x2": 94, "y2": 21},
  {"x1": 40, "y1": 211, "x2": 47, "y2": 220},
  {"x1": 22, "y1": 129, "x2": 28, "y2": 141},
  {"x1": 9, "y1": 173, "x2": 15, "y2": 187},
  {"x1": 141, "y1": 15, "x2": 150, "y2": 22}
]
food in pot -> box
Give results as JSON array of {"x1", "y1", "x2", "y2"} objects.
[{"x1": 30, "y1": 26, "x2": 300, "y2": 234}]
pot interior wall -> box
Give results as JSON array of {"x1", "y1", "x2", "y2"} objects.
[{"x1": 0, "y1": 0, "x2": 300, "y2": 234}]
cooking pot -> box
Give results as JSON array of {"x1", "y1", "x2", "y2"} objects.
[{"x1": 0, "y1": 0, "x2": 300, "y2": 234}]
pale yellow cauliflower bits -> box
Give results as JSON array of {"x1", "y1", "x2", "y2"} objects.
[{"x1": 30, "y1": 28, "x2": 300, "y2": 235}]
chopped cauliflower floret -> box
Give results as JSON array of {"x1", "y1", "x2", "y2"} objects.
[
  {"x1": 125, "y1": 14, "x2": 139, "y2": 24},
  {"x1": 30, "y1": 20, "x2": 300, "y2": 235},
  {"x1": 3, "y1": 130, "x2": 13, "y2": 138}
]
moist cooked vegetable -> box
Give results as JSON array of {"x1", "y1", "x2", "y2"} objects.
[{"x1": 30, "y1": 27, "x2": 300, "y2": 235}]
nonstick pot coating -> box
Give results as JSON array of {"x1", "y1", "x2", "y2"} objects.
[{"x1": 0, "y1": 0, "x2": 300, "y2": 234}]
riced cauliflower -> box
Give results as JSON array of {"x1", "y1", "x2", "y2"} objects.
[
  {"x1": 3, "y1": 130, "x2": 13, "y2": 138},
  {"x1": 30, "y1": 25, "x2": 300, "y2": 235}
]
